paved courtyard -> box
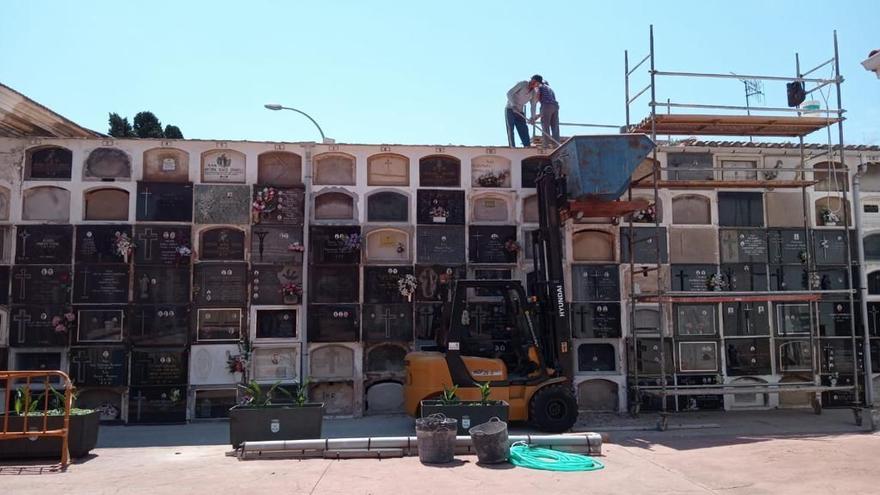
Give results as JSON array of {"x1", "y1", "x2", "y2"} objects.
[{"x1": 2, "y1": 409, "x2": 879, "y2": 494}]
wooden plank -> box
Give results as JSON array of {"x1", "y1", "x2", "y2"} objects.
[
  {"x1": 563, "y1": 198, "x2": 649, "y2": 219},
  {"x1": 633, "y1": 180, "x2": 817, "y2": 189},
  {"x1": 637, "y1": 386, "x2": 854, "y2": 396},
  {"x1": 630, "y1": 114, "x2": 840, "y2": 138}
]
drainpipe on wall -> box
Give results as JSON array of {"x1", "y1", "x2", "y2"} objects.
[
  {"x1": 300, "y1": 142, "x2": 315, "y2": 383},
  {"x1": 852, "y1": 163, "x2": 875, "y2": 410}
]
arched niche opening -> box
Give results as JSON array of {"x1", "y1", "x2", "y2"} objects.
[
  {"x1": 471, "y1": 193, "x2": 511, "y2": 222},
  {"x1": 672, "y1": 194, "x2": 711, "y2": 224},
  {"x1": 22, "y1": 186, "x2": 70, "y2": 221},
  {"x1": 571, "y1": 230, "x2": 614, "y2": 262},
  {"x1": 729, "y1": 377, "x2": 769, "y2": 408},
  {"x1": 472, "y1": 155, "x2": 512, "y2": 188},
  {"x1": 367, "y1": 153, "x2": 409, "y2": 186},
  {"x1": 419, "y1": 155, "x2": 460, "y2": 187},
  {"x1": 813, "y1": 161, "x2": 848, "y2": 192},
  {"x1": 365, "y1": 380, "x2": 405, "y2": 414},
  {"x1": 313, "y1": 190, "x2": 356, "y2": 221},
  {"x1": 577, "y1": 343, "x2": 617, "y2": 372},
  {"x1": 365, "y1": 344, "x2": 407, "y2": 374},
  {"x1": 522, "y1": 195, "x2": 539, "y2": 223},
  {"x1": 25, "y1": 145, "x2": 72, "y2": 180},
  {"x1": 778, "y1": 374, "x2": 813, "y2": 407},
  {"x1": 313, "y1": 152, "x2": 356, "y2": 185},
  {"x1": 814, "y1": 196, "x2": 851, "y2": 227},
  {"x1": 865, "y1": 235, "x2": 880, "y2": 263},
  {"x1": 84, "y1": 147, "x2": 131, "y2": 180},
  {"x1": 366, "y1": 190, "x2": 409, "y2": 223},
  {"x1": 861, "y1": 162, "x2": 880, "y2": 192},
  {"x1": 0, "y1": 185, "x2": 10, "y2": 221},
  {"x1": 365, "y1": 228, "x2": 410, "y2": 263},
  {"x1": 143, "y1": 147, "x2": 190, "y2": 182},
  {"x1": 521, "y1": 156, "x2": 551, "y2": 188},
  {"x1": 84, "y1": 188, "x2": 130, "y2": 221},
  {"x1": 309, "y1": 344, "x2": 356, "y2": 380},
  {"x1": 258, "y1": 151, "x2": 302, "y2": 187},
  {"x1": 200, "y1": 149, "x2": 246, "y2": 183},
  {"x1": 576, "y1": 379, "x2": 619, "y2": 412}
]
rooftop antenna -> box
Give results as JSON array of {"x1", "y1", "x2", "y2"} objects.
[{"x1": 731, "y1": 72, "x2": 764, "y2": 142}]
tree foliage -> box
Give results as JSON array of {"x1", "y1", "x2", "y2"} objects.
[
  {"x1": 107, "y1": 112, "x2": 134, "y2": 138},
  {"x1": 133, "y1": 111, "x2": 165, "y2": 138},
  {"x1": 106, "y1": 111, "x2": 183, "y2": 139},
  {"x1": 163, "y1": 125, "x2": 184, "y2": 139}
]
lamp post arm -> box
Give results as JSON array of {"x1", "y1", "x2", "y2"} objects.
[{"x1": 280, "y1": 106, "x2": 326, "y2": 142}]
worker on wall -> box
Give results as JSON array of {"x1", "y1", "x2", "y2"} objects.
[
  {"x1": 505, "y1": 78, "x2": 539, "y2": 147},
  {"x1": 529, "y1": 75, "x2": 560, "y2": 148}
]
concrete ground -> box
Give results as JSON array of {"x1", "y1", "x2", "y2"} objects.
[{"x1": 2, "y1": 409, "x2": 879, "y2": 494}]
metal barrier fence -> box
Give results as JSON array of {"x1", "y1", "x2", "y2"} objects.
[{"x1": 1, "y1": 370, "x2": 74, "y2": 467}]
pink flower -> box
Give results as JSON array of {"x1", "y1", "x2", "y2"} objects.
[
  {"x1": 52, "y1": 316, "x2": 62, "y2": 326},
  {"x1": 54, "y1": 324, "x2": 67, "y2": 333}
]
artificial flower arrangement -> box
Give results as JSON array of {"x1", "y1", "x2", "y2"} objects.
[
  {"x1": 51, "y1": 306, "x2": 76, "y2": 334},
  {"x1": 398, "y1": 274, "x2": 418, "y2": 302},
  {"x1": 113, "y1": 231, "x2": 135, "y2": 263},
  {"x1": 632, "y1": 203, "x2": 657, "y2": 223},
  {"x1": 820, "y1": 208, "x2": 840, "y2": 225},
  {"x1": 429, "y1": 201, "x2": 449, "y2": 222},
  {"x1": 476, "y1": 170, "x2": 510, "y2": 188},
  {"x1": 252, "y1": 187, "x2": 283, "y2": 223},
  {"x1": 504, "y1": 239, "x2": 521, "y2": 253},
  {"x1": 288, "y1": 242, "x2": 305, "y2": 252},
  {"x1": 176, "y1": 242, "x2": 192, "y2": 262},
  {"x1": 707, "y1": 271, "x2": 728, "y2": 291},
  {"x1": 280, "y1": 282, "x2": 303, "y2": 300},
  {"x1": 342, "y1": 233, "x2": 361, "y2": 252},
  {"x1": 227, "y1": 340, "x2": 252, "y2": 377}
]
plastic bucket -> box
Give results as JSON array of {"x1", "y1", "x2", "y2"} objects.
[
  {"x1": 469, "y1": 417, "x2": 509, "y2": 464},
  {"x1": 415, "y1": 414, "x2": 458, "y2": 464}
]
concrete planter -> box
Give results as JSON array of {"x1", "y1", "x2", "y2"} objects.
[
  {"x1": 0, "y1": 411, "x2": 100, "y2": 459},
  {"x1": 420, "y1": 400, "x2": 509, "y2": 435},
  {"x1": 228, "y1": 403, "x2": 324, "y2": 448}
]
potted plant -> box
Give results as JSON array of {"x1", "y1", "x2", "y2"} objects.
[
  {"x1": 420, "y1": 382, "x2": 509, "y2": 435},
  {"x1": 0, "y1": 386, "x2": 100, "y2": 459},
  {"x1": 228, "y1": 379, "x2": 324, "y2": 449}
]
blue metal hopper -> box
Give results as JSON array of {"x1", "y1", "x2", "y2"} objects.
[{"x1": 550, "y1": 134, "x2": 655, "y2": 201}]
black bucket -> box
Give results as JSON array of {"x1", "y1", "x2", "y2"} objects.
[
  {"x1": 469, "y1": 417, "x2": 509, "y2": 464},
  {"x1": 415, "y1": 414, "x2": 458, "y2": 464}
]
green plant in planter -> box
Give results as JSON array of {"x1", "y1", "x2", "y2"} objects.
[
  {"x1": 238, "y1": 380, "x2": 295, "y2": 407},
  {"x1": 294, "y1": 378, "x2": 310, "y2": 406},
  {"x1": 14, "y1": 385, "x2": 89, "y2": 416},
  {"x1": 478, "y1": 381, "x2": 492, "y2": 406},
  {"x1": 440, "y1": 384, "x2": 459, "y2": 405}
]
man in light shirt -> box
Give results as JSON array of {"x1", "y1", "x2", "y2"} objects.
[{"x1": 505, "y1": 79, "x2": 539, "y2": 147}]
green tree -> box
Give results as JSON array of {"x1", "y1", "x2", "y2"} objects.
[
  {"x1": 133, "y1": 111, "x2": 165, "y2": 138},
  {"x1": 163, "y1": 124, "x2": 184, "y2": 139},
  {"x1": 107, "y1": 112, "x2": 134, "y2": 137}
]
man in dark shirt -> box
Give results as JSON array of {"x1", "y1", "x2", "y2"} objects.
[{"x1": 529, "y1": 75, "x2": 560, "y2": 148}]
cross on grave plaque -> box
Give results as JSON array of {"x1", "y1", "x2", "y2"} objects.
[
  {"x1": 868, "y1": 302, "x2": 880, "y2": 337},
  {"x1": 722, "y1": 302, "x2": 770, "y2": 336},
  {"x1": 68, "y1": 347, "x2": 127, "y2": 386},
  {"x1": 309, "y1": 226, "x2": 360, "y2": 265},
  {"x1": 250, "y1": 264, "x2": 303, "y2": 305},
  {"x1": 134, "y1": 225, "x2": 192, "y2": 266},
  {"x1": 363, "y1": 266, "x2": 413, "y2": 304},
  {"x1": 767, "y1": 229, "x2": 809, "y2": 265},
  {"x1": 720, "y1": 229, "x2": 768, "y2": 263},
  {"x1": 570, "y1": 302, "x2": 621, "y2": 338},
  {"x1": 721, "y1": 263, "x2": 769, "y2": 292},
  {"x1": 15, "y1": 225, "x2": 73, "y2": 265},
  {"x1": 76, "y1": 308, "x2": 125, "y2": 342},
  {"x1": 363, "y1": 303, "x2": 413, "y2": 342},
  {"x1": 192, "y1": 263, "x2": 248, "y2": 306},
  {"x1": 127, "y1": 386, "x2": 188, "y2": 424},
  {"x1": 670, "y1": 264, "x2": 716, "y2": 292},
  {"x1": 415, "y1": 303, "x2": 444, "y2": 341},
  {"x1": 416, "y1": 226, "x2": 466, "y2": 264},
  {"x1": 196, "y1": 308, "x2": 243, "y2": 342},
  {"x1": 75, "y1": 225, "x2": 132, "y2": 264},
  {"x1": 468, "y1": 225, "x2": 518, "y2": 264},
  {"x1": 570, "y1": 264, "x2": 620, "y2": 302},
  {"x1": 769, "y1": 265, "x2": 809, "y2": 291},
  {"x1": 130, "y1": 305, "x2": 190, "y2": 346},
  {"x1": 416, "y1": 190, "x2": 465, "y2": 225},
  {"x1": 193, "y1": 185, "x2": 252, "y2": 224},
  {"x1": 199, "y1": 227, "x2": 246, "y2": 261},
  {"x1": 252, "y1": 225, "x2": 304, "y2": 264},
  {"x1": 252, "y1": 185, "x2": 305, "y2": 225},
  {"x1": 308, "y1": 304, "x2": 359, "y2": 342},
  {"x1": 9, "y1": 305, "x2": 70, "y2": 347},
  {"x1": 133, "y1": 266, "x2": 191, "y2": 304},
  {"x1": 310, "y1": 345, "x2": 355, "y2": 379},
  {"x1": 130, "y1": 348, "x2": 188, "y2": 386},
  {"x1": 73, "y1": 265, "x2": 130, "y2": 304},
  {"x1": 309, "y1": 265, "x2": 359, "y2": 303},
  {"x1": 12, "y1": 265, "x2": 71, "y2": 305},
  {"x1": 136, "y1": 182, "x2": 194, "y2": 222},
  {"x1": 812, "y1": 230, "x2": 850, "y2": 265}
]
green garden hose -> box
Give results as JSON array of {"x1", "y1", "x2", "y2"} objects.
[{"x1": 509, "y1": 442, "x2": 605, "y2": 472}]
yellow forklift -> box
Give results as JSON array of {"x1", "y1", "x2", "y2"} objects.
[{"x1": 405, "y1": 135, "x2": 654, "y2": 432}]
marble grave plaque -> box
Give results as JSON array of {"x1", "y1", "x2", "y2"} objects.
[
  {"x1": 15, "y1": 224, "x2": 73, "y2": 265},
  {"x1": 250, "y1": 264, "x2": 303, "y2": 305},
  {"x1": 11, "y1": 265, "x2": 72, "y2": 305},
  {"x1": 9, "y1": 305, "x2": 71, "y2": 347},
  {"x1": 135, "y1": 182, "x2": 193, "y2": 222},
  {"x1": 128, "y1": 386, "x2": 188, "y2": 424},
  {"x1": 363, "y1": 266, "x2": 413, "y2": 304},
  {"x1": 192, "y1": 262, "x2": 248, "y2": 306},
  {"x1": 199, "y1": 227, "x2": 246, "y2": 261},
  {"x1": 308, "y1": 304, "x2": 359, "y2": 342},
  {"x1": 129, "y1": 348, "x2": 188, "y2": 386},
  {"x1": 362, "y1": 303, "x2": 413, "y2": 342},
  {"x1": 76, "y1": 307, "x2": 125, "y2": 342},
  {"x1": 570, "y1": 302, "x2": 621, "y2": 338},
  {"x1": 75, "y1": 225, "x2": 131, "y2": 264},
  {"x1": 193, "y1": 185, "x2": 251, "y2": 224},
  {"x1": 309, "y1": 226, "x2": 360, "y2": 265},
  {"x1": 251, "y1": 225, "x2": 304, "y2": 264},
  {"x1": 252, "y1": 186, "x2": 305, "y2": 225},
  {"x1": 255, "y1": 309, "x2": 298, "y2": 340},
  {"x1": 130, "y1": 305, "x2": 190, "y2": 346},
  {"x1": 134, "y1": 225, "x2": 192, "y2": 266},
  {"x1": 73, "y1": 265, "x2": 130, "y2": 304},
  {"x1": 133, "y1": 266, "x2": 191, "y2": 304},
  {"x1": 196, "y1": 308, "x2": 242, "y2": 341},
  {"x1": 416, "y1": 189, "x2": 465, "y2": 225},
  {"x1": 69, "y1": 347, "x2": 127, "y2": 386}
]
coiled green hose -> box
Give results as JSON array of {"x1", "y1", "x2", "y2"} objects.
[{"x1": 509, "y1": 442, "x2": 605, "y2": 472}]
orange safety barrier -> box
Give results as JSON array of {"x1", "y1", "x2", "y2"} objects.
[{"x1": 1, "y1": 370, "x2": 74, "y2": 467}]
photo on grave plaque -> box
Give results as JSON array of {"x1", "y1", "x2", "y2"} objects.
[
  {"x1": 722, "y1": 263, "x2": 769, "y2": 292},
  {"x1": 767, "y1": 229, "x2": 809, "y2": 265},
  {"x1": 11, "y1": 265, "x2": 72, "y2": 305},
  {"x1": 677, "y1": 341, "x2": 719, "y2": 372},
  {"x1": 817, "y1": 300, "x2": 855, "y2": 337},
  {"x1": 570, "y1": 264, "x2": 620, "y2": 302},
  {"x1": 363, "y1": 266, "x2": 413, "y2": 304},
  {"x1": 250, "y1": 264, "x2": 303, "y2": 305},
  {"x1": 26, "y1": 146, "x2": 73, "y2": 180},
  {"x1": 76, "y1": 308, "x2": 125, "y2": 343},
  {"x1": 129, "y1": 348, "x2": 188, "y2": 387},
  {"x1": 128, "y1": 386, "x2": 188, "y2": 424},
  {"x1": 192, "y1": 262, "x2": 248, "y2": 306},
  {"x1": 308, "y1": 304, "x2": 359, "y2": 342},
  {"x1": 251, "y1": 225, "x2": 304, "y2": 264},
  {"x1": 719, "y1": 229, "x2": 768, "y2": 263},
  {"x1": 577, "y1": 343, "x2": 617, "y2": 372},
  {"x1": 15, "y1": 224, "x2": 74, "y2": 265},
  {"x1": 675, "y1": 304, "x2": 717, "y2": 337},
  {"x1": 73, "y1": 265, "x2": 130, "y2": 304},
  {"x1": 134, "y1": 225, "x2": 192, "y2": 266},
  {"x1": 309, "y1": 226, "x2": 360, "y2": 265},
  {"x1": 254, "y1": 309, "x2": 298, "y2": 340},
  {"x1": 309, "y1": 265, "x2": 360, "y2": 303},
  {"x1": 9, "y1": 305, "x2": 71, "y2": 347},
  {"x1": 199, "y1": 227, "x2": 246, "y2": 261},
  {"x1": 419, "y1": 156, "x2": 461, "y2": 188},
  {"x1": 775, "y1": 303, "x2": 811, "y2": 336},
  {"x1": 133, "y1": 266, "x2": 191, "y2": 304},
  {"x1": 196, "y1": 308, "x2": 243, "y2": 342},
  {"x1": 193, "y1": 389, "x2": 238, "y2": 419},
  {"x1": 362, "y1": 303, "x2": 413, "y2": 342},
  {"x1": 722, "y1": 302, "x2": 770, "y2": 336},
  {"x1": 75, "y1": 225, "x2": 132, "y2": 264},
  {"x1": 416, "y1": 226, "x2": 466, "y2": 264},
  {"x1": 84, "y1": 147, "x2": 131, "y2": 180},
  {"x1": 468, "y1": 225, "x2": 518, "y2": 264},
  {"x1": 725, "y1": 339, "x2": 771, "y2": 376},
  {"x1": 416, "y1": 190, "x2": 465, "y2": 225},
  {"x1": 670, "y1": 264, "x2": 715, "y2": 292},
  {"x1": 252, "y1": 185, "x2": 305, "y2": 225},
  {"x1": 130, "y1": 305, "x2": 190, "y2": 346},
  {"x1": 193, "y1": 185, "x2": 251, "y2": 225},
  {"x1": 414, "y1": 264, "x2": 464, "y2": 302},
  {"x1": 69, "y1": 347, "x2": 127, "y2": 387},
  {"x1": 570, "y1": 302, "x2": 621, "y2": 339},
  {"x1": 777, "y1": 340, "x2": 812, "y2": 372},
  {"x1": 252, "y1": 346, "x2": 300, "y2": 382},
  {"x1": 135, "y1": 182, "x2": 194, "y2": 222}
]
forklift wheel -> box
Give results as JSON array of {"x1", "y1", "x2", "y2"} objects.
[{"x1": 529, "y1": 384, "x2": 579, "y2": 433}]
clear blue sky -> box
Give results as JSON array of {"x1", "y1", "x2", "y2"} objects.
[{"x1": 2, "y1": 1, "x2": 877, "y2": 146}]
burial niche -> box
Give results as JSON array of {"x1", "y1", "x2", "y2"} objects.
[
  {"x1": 143, "y1": 147, "x2": 190, "y2": 182},
  {"x1": 0, "y1": 185, "x2": 9, "y2": 220},
  {"x1": 419, "y1": 155, "x2": 460, "y2": 187},
  {"x1": 368, "y1": 153, "x2": 409, "y2": 186},
  {"x1": 522, "y1": 195, "x2": 539, "y2": 223},
  {"x1": 313, "y1": 152, "x2": 356, "y2": 185},
  {"x1": 471, "y1": 193, "x2": 511, "y2": 222},
  {"x1": 671, "y1": 195, "x2": 711, "y2": 224},
  {"x1": 576, "y1": 379, "x2": 618, "y2": 412},
  {"x1": 25, "y1": 146, "x2": 72, "y2": 180},
  {"x1": 365, "y1": 381, "x2": 405, "y2": 414},
  {"x1": 862, "y1": 162, "x2": 880, "y2": 192},
  {"x1": 571, "y1": 230, "x2": 614, "y2": 262},
  {"x1": 472, "y1": 155, "x2": 512, "y2": 188},
  {"x1": 314, "y1": 190, "x2": 356, "y2": 221},
  {"x1": 83, "y1": 188, "x2": 129, "y2": 221},
  {"x1": 309, "y1": 344, "x2": 355, "y2": 380},
  {"x1": 813, "y1": 161, "x2": 848, "y2": 192},
  {"x1": 257, "y1": 151, "x2": 303, "y2": 187},
  {"x1": 365, "y1": 344, "x2": 407, "y2": 374},
  {"x1": 367, "y1": 191, "x2": 408, "y2": 223},
  {"x1": 365, "y1": 228, "x2": 410, "y2": 263},
  {"x1": 201, "y1": 149, "x2": 246, "y2": 183},
  {"x1": 22, "y1": 186, "x2": 70, "y2": 221},
  {"x1": 84, "y1": 147, "x2": 131, "y2": 180},
  {"x1": 521, "y1": 156, "x2": 551, "y2": 188},
  {"x1": 577, "y1": 343, "x2": 617, "y2": 372},
  {"x1": 814, "y1": 197, "x2": 850, "y2": 227}
]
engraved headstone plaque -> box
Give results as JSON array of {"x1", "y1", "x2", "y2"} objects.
[
  {"x1": 367, "y1": 191, "x2": 409, "y2": 222},
  {"x1": 133, "y1": 266, "x2": 191, "y2": 304},
  {"x1": 309, "y1": 226, "x2": 360, "y2": 265},
  {"x1": 192, "y1": 262, "x2": 248, "y2": 306},
  {"x1": 196, "y1": 308, "x2": 243, "y2": 342},
  {"x1": 675, "y1": 304, "x2": 718, "y2": 337},
  {"x1": 414, "y1": 264, "x2": 464, "y2": 302},
  {"x1": 75, "y1": 225, "x2": 131, "y2": 264},
  {"x1": 670, "y1": 264, "x2": 715, "y2": 292},
  {"x1": 468, "y1": 225, "x2": 518, "y2": 264},
  {"x1": 130, "y1": 348, "x2": 188, "y2": 386},
  {"x1": 570, "y1": 302, "x2": 621, "y2": 338},
  {"x1": 722, "y1": 302, "x2": 770, "y2": 336},
  {"x1": 419, "y1": 155, "x2": 461, "y2": 187},
  {"x1": 416, "y1": 226, "x2": 466, "y2": 264},
  {"x1": 201, "y1": 149, "x2": 246, "y2": 183},
  {"x1": 251, "y1": 225, "x2": 304, "y2": 264},
  {"x1": 570, "y1": 264, "x2": 620, "y2": 302},
  {"x1": 189, "y1": 344, "x2": 239, "y2": 385},
  {"x1": 15, "y1": 224, "x2": 73, "y2": 265},
  {"x1": 310, "y1": 265, "x2": 359, "y2": 303},
  {"x1": 9, "y1": 305, "x2": 70, "y2": 347},
  {"x1": 725, "y1": 339, "x2": 771, "y2": 375},
  {"x1": 128, "y1": 386, "x2": 188, "y2": 424},
  {"x1": 722, "y1": 263, "x2": 769, "y2": 292},
  {"x1": 130, "y1": 305, "x2": 190, "y2": 346},
  {"x1": 199, "y1": 227, "x2": 246, "y2": 261},
  {"x1": 255, "y1": 309, "x2": 298, "y2": 340},
  {"x1": 720, "y1": 229, "x2": 768, "y2": 263},
  {"x1": 252, "y1": 186, "x2": 305, "y2": 225},
  {"x1": 76, "y1": 307, "x2": 125, "y2": 342},
  {"x1": 11, "y1": 265, "x2": 72, "y2": 305},
  {"x1": 364, "y1": 266, "x2": 413, "y2": 304},
  {"x1": 362, "y1": 303, "x2": 413, "y2": 342},
  {"x1": 134, "y1": 225, "x2": 192, "y2": 266},
  {"x1": 620, "y1": 227, "x2": 668, "y2": 264},
  {"x1": 416, "y1": 190, "x2": 465, "y2": 225},
  {"x1": 767, "y1": 229, "x2": 809, "y2": 265},
  {"x1": 143, "y1": 147, "x2": 190, "y2": 183},
  {"x1": 136, "y1": 182, "x2": 193, "y2": 222},
  {"x1": 308, "y1": 304, "x2": 359, "y2": 342},
  {"x1": 252, "y1": 346, "x2": 300, "y2": 382},
  {"x1": 250, "y1": 264, "x2": 303, "y2": 305},
  {"x1": 26, "y1": 146, "x2": 72, "y2": 179},
  {"x1": 310, "y1": 344, "x2": 355, "y2": 379},
  {"x1": 72, "y1": 265, "x2": 130, "y2": 304},
  {"x1": 193, "y1": 185, "x2": 251, "y2": 224},
  {"x1": 69, "y1": 347, "x2": 127, "y2": 386},
  {"x1": 257, "y1": 151, "x2": 303, "y2": 187},
  {"x1": 812, "y1": 229, "x2": 849, "y2": 265}
]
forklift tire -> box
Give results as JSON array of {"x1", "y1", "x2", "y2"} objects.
[{"x1": 529, "y1": 384, "x2": 579, "y2": 433}]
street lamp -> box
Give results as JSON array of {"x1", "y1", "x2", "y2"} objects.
[{"x1": 263, "y1": 103, "x2": 332, "y2": 143}]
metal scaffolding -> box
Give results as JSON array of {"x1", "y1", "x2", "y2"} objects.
[{"x1": 623, "y1": 25, "x2": 863, "y2": 429}]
